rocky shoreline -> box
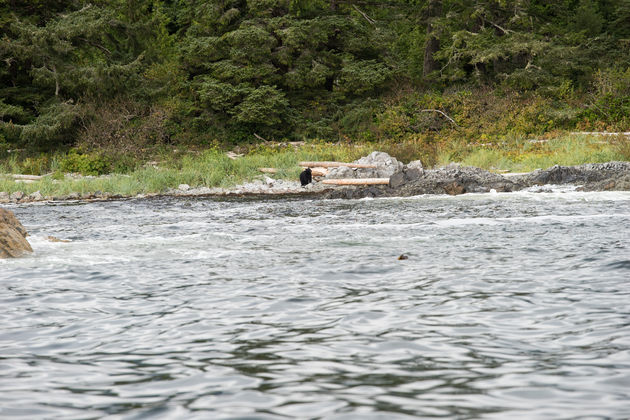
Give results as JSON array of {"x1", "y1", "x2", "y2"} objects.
[
  {"x1": 2, "y1": 155, "x2": 630, "y2": 204},
  {"x1": 326, "y1": 160, "x2": 630, "y2": 199}
]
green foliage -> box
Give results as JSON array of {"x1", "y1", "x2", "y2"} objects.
[
  {"x1": 0, "y1": 0, "x2": 629, "y2": 152},
  {"x1": 234, "y1": 86, "x2": 289, "y2": 125},
  {"x1": 59, "y1": 149, "x2": 111, "y2": 175},
  {"x1": 580, "y1": 68, "x2": 630, "y2": 130},
  {"x1": 338, "y1": 60, "x2": 391, "y2": 94}
]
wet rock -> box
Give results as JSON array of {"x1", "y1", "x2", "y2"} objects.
[
  {"x1": 0, "y1": 208, "x2": 32, "y2": 258},
  {"x1": 443, "y1": 181, "x2": 466, "y2": 195},
  {"x1": 46, "y1": 235, "x2": 71, "y2": 243},
  {"x1": 0, "y1": 208, "x2": 28, "y2": 238}
]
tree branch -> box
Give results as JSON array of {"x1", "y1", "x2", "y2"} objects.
[
  {"x1": 78, "y1": 37, "x2": 112, "y2": 56},
  {"x1": 484, "y1": 18, "x2": 512, "y2": 35},
  {"x1": 353, "y1": 5, "x2": 376, "y2": 25},
  {"x1": 420, "y1": 109, "x2": 460, "y2": 129},
  {"x1": 50, "y1": 63, "x2": 60, "y2": 96}
]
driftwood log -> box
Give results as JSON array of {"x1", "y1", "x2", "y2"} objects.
[
  {"x1": 258, "y1": 168, "x2": 277, "y2": 174},
  {"x1": 309, "y1": 168, "x2": 328, "y2": 177},
  {"x1": 322, "y1": 178, "x2": 390, "y2": 185}
]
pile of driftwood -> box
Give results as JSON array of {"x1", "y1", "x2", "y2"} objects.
[{"x1": 258, "y1": 161, "x2": 390, "y2": 185}]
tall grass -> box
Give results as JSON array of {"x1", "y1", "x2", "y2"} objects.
[{"x1": 458, "y1": 134, "x2": 624, "y2": 172}]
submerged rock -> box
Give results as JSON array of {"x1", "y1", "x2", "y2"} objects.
[{"x1": 0, "y1": 208, "x2": 32, "y2": 258}]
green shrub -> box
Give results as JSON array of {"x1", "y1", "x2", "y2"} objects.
[
  {"x1": 20, "y1": 155, "x2": 50, "y2": 175},
  {"x1": 59, "y1": 150, "x2": 111, "y2": 175}
]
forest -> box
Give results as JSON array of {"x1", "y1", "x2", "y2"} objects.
[{"x1": 1, "y1": 0, "x2": 629, "y2": 166}]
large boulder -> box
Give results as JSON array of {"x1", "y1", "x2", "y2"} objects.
[
  {"x1": 0, "y1": 208, "x2": 32, "y2": 258},
  {"x1": 326, "y1": 151, "x2": 404, "y2": 179},
  {"x1": 389, "y1": 160, "x2": 425, "y2": 188}
]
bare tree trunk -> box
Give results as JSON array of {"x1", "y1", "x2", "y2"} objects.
[
  {"x1": 423, "y1": 0, "x2": 442, "y2": 79},
  {"x1": 51, "y1": 63, "x2": 60, "y2": 96}
]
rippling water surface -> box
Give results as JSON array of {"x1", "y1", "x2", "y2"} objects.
[{"x1": 2, "y1": 190, "x2": 630, "y2": 419}]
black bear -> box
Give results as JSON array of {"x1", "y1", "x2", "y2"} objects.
[{"x1": 299, "y1": 168, "x2": 312, "y2": 186}]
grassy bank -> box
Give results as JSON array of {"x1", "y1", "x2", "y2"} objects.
[{"x1": 1, "y1": 134, "x2": 629, "y2": 198}]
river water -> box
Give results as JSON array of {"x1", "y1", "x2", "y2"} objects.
[{"x1": 2, "y1": 189, "x2": 630, "y2": 419}]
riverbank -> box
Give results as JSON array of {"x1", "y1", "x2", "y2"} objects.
[
  {"x1": 2, "y1": 159, "x2": 630, "y2": 204},
  {"x1": 1, "y1": 133, "x2": 629, "y2": 203}
]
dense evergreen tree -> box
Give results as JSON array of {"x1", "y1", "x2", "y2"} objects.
[{"x1": 1, "y1": 0, "x2": 628, "y2": 150}]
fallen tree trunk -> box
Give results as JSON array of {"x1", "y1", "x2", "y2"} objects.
[
  {"x1": 322, "y1": 178, "x2": 390, "y2": 185},
  {"x1": 258, "y1": 168, "x2": 277, "y2": 174},
  {"x1": 571, "y1": 132, "x2": 630, "y2": 136},
  {"x1": 299, "y1": 161, "x2": 377, "y2": 168}
]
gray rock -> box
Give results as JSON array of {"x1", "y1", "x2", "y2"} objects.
[
  {"x1": 407, "y1": 159, "x2": 424, "y2": 170},
  {"x1": 388, "y1": 171, "x2": 406, "y2": 189},
  {"x1": 10, "y1": 191, "x2": 24, "y2": 202},
  {"x1": 28, "y1": 191, "x2": 44, "y2": 201},
  {"x1": 326, "y1": 151, "x2": 403, "y2": 179},
  {"x1": 178, "y1": 184, "x2": 190, "y2": 191},
  {"x1": 503, "y1": 161, "x2": 630, "y2": 191},
  {"x1": 0, "y1": 192, "x2": 9, "y2": 203},
  {"x1": 327, "y1": 166, "x2": 355, "y2": 179}
]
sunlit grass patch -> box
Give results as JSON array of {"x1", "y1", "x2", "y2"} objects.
[{"x1": 456, "y1": 134, "x2": 624, "y2": 172}]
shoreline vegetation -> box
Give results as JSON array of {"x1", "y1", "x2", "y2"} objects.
[{"x1": 1, "y1": 132, "x2": 629, "y2": 202}]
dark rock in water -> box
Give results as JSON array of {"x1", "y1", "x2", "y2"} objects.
[
  {"x1": 398, "y1": 254, "x2": 408, "y2": 260},
  {"x1": 46, "y1": 235, "x2": 71, "y2": 243},
  {"x1": 0, "y1": 208, "x2": 32, "y2": 258}
]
